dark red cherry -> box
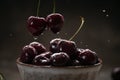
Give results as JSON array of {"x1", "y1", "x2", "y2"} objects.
[
  {"x1": 46, "y1": 13, "x2": 64, "y2": 34},
  {"x1": 27, "y1": 16, "x2": 47, "y2": 36},
  {"x1": 39, "y1": 52, "x2": 52, "y2": 58},
  {"x1": 30, "y1": 42, "x2": 47, "y2": 55},
  {"x1": 70, "y1": 48, "x2": 83, "y2": 60},
  {"x1": 74, "y1": 48, "x2": 84, "y2": 56},
  {"x1": 59, "y1": 40, "x2": 77, "y2": 58},
  {"x1": 49, "y1": 38, "x2": 62, "y2": 53},
  {"x1": 111, "y1": 67, "x2": 120, "y2": 80},
  {"x1": 33, "y1": 54, "x2": 50, "y2": 66},
  {"x1": 20, "y1": 45, "x2": 37, "y2": 64},
  {"x1": 77, "y1": 49, "x2": 98, "y2": 65},
  {"x1": 50, "y1": 52, "x2": 70, "y2": 66}
]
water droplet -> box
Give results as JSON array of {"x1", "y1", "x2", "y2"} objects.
[
  {"x1": 33, "y1": 36, "x2": 39, "y2": 40},
  {"x1": 106, "y1": 14, "x2": 109, "y2": 17},
  {"x1": 102, "y1": 9, "x2": 106, "y2": 13},
  {"x1": 85, "y1": 45, "x2": 88, "y2": 47},
  {"x1": 60, "y1": 47, "x2": 62, "y2": 51},
  {"x1": 30, "y1": 22, "x2": 33, "y2": 25}
]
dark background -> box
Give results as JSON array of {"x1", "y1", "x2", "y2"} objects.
[{"x1": 0, "y1": 0, "x2": 120, "y2": 80}]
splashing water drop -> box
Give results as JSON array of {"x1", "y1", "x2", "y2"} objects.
[
  {"x1": 101, "y1": 9, "x2": 110, "y2": 18},
  {"x1": 41, "y1": 33, "x2": 44, "y2": 35},
  {"x1": 106, "y1": 14, "x2": 109, "y2": 17},
  {"x1": 102, "y1": 9, "x2": 106, "y2": 13}
]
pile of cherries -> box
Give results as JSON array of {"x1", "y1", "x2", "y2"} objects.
[
  {"x1": 20, "y1": 38, "x2": 99, "y2": 66},
  {"x1": 20, "y1": 12, "x2": 99, "y2": 66},
  {"x1": 27, "y1": 13, "x2": 64, "y2": 36}
]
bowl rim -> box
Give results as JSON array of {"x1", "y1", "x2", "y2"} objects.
[{"x1": 16, "y1": 58, "x2": 102, "y2": 69}]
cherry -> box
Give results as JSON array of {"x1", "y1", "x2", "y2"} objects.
[
  {"x1": 30, "y1": 42, "x2": 47, "y2": 55},
  {"x1": 49, "y1": 38, "x2": 62, "y2": 53},
  {"x1": 39, "y1": 52, "x2": 52, "y2": 58},
  {"x1": 33, "y1": 54, "x2": 50, "y2": 66},
  {"x1": 59, "y1": 40, "x2": 77, "y2": 58},
  {"x1": 27, "y1": 16, "x2": 47, "y2": 36},
  {"x1": 50, "y1": 52, "x2": 70, "y2": 66},
  {"x1": 77, "y1": 49, "x2": 98, "y2": 65},
  {"x1": 70, "y1": 48, "x2": 83, "y2": 60},
  {"x1": 111, "y1": 67, "x2": 120, "y2": 80},
  {"x1": 46, "y1": 13, "x2": 64, "y2": 34},
  {"x1": 20, "y1": 45, "x2": 37, "y2": 64}
]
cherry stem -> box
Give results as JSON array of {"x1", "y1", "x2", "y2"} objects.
[
  {"x1": 53, "y1": 0, "x2": 56, "y2": 13},
  {"x1": 69, "y1": 17, "x2": 85, "y2": 41},
  {"x1": 0, "y1": 73, "x2": 5, "y2": 80},
  {"x1": 36, "y1": 0, "x2": 40, "y2": 16}
]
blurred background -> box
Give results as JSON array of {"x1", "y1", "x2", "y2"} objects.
[{"x1": 0, "y1": 0, "x2": 120, "y2": 80}]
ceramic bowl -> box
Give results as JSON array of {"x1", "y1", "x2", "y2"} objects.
[{"x1": 16, "y1": 58, "x2": 102, "y2": 80}]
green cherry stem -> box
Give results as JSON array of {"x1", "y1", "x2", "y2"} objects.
[
  {"x1": 53, "y1": 0, "x2": 56, "y2": 13},
  {"x1": 69, "y1": 17, "x2": 85, "y2": 41},
  {"x1": 36, "y1": 0, "x2": 40, "y2": 16}
]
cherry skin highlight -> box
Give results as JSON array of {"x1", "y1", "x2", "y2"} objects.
[
  {"x1": 27, "y1": 16, "x2": 47, "y2": 36},
  {"x1": 49, "y1": 38, "x2": 62, "y2": 53},
  {"x1": 50, "y1": 52, "x2": 70, "y2": 66},
  {"x1": 39, "y1": 52, "x2": 52, "y2": 58},
  {"x1": 59, "y1": 40, "x2": 77, "y2": 58},
  {"x1": 30, "y1": 42, "x2": 47, "y2": 55},
  {"x1": 20, "y1": 45, "x2": 37, "y2": 64},
  {"x1": 77, "y1": 49, "x2": 98, "y2": 65},
  {"x1": 33, "y1": 54, "x2": 50, "y2": 66},
  {"x1": 46, "y1": 13, "x2": 64, "y2": 34}
]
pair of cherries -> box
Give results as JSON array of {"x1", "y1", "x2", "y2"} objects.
[{"x1": 27, "y1": 13, "x2": 64, "y2": 36}]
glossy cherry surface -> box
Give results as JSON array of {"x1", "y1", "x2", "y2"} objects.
[
  {"x1": 59, "y1": 40, "x2": 77, "y2": 58},
  {"x1": 30, "y1": 42, "x2": 47, "y2": 55},
  {"x1": 33, "y1": 54, "x2": 50, "y2": 65},
  {"x1": 49, "y1": 38, "x2": 62, "y2": 53},
  {"x1": 39, "y1": 52, "x2": 52, "y2": 58},
  {"x1": 20, "y1": 45, "x2": 37, "y2": 64},
  {"x1": 77, "y1": 49, "x2": 98, "y2": 65},
  {"x1": 50, "y1": 52, "x2": 70, "y2": 66},
  {"x1": 46, "y1": 13, "x2": 64, "y2": 34},
  {"x1": 27, "y1": 16, "x2": 47, "y2": 36}
]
